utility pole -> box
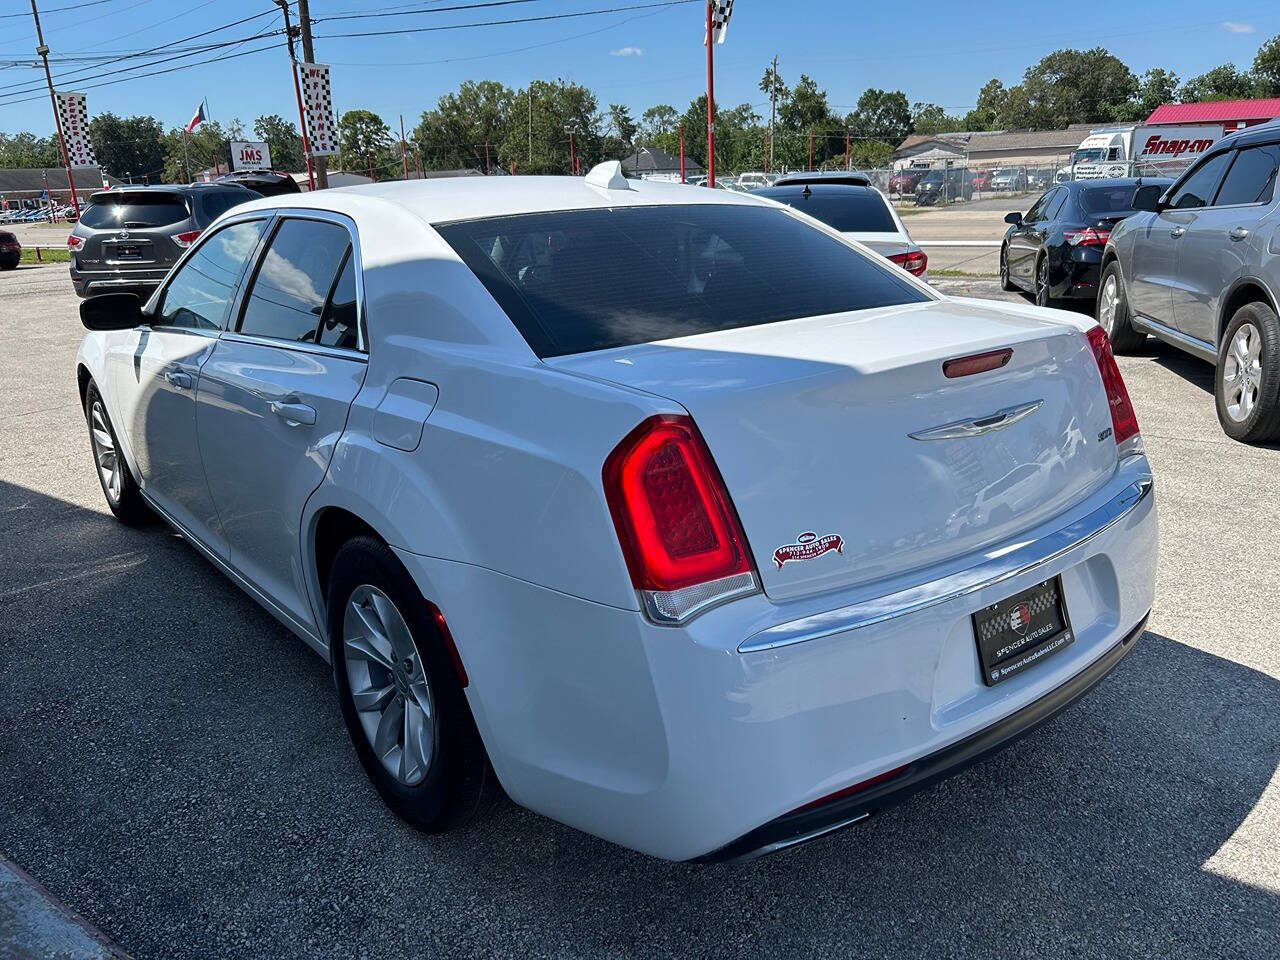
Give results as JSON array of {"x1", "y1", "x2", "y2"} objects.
[
  {"x1": 296, "y1": 0, "x2": 327, "y2": 188},
  {"x1": 29, "y1": 1, "x2": 80, "y2": 217},
  {"x1": 768, "y1": 54, "x2": 778, "y2": 173},
  {"x1": 704, "y1": 0, "x2": 715, "y2": 188},
  {"x1": 528, "y1": 85, "x2": 533, "y2": 168},
  {"x1": 275, "y1": 0, "x2": 314, "y2": 190}
]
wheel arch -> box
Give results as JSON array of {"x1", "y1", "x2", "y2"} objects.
[
  {"x1": 1218, "y1": 279, "x2": 1277, "y2": 348},
  {"x1": 309, "y1": 505, "x2": 391, "y2": 612},
  {"x1": 76, "y1": 363, "x2": 92, "y2": 412}
]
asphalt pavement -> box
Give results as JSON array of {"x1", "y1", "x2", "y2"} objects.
[{"x1": 2, "y1": 262, "x2": 1278, "y2": 959}]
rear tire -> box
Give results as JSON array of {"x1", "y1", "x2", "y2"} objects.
[
  {"x1": 1096, "y1": 261, "x2": 1146, "y2": 354},
  {"x1": 1034, "y1": 254, "x2": 1056, "y2": 308},
  {"x1": 84, "y1": 379, "x2": 151, "y2": 525},
  {"x1": 999, "y1": 244, "x2": 1017, "y2": 291},
  {"x1": 328, "y1": 535, "x2": 492, "y2": 832},
  {"x1": 1215, "y1": 302, "x2": 1280, "y2": 443}
]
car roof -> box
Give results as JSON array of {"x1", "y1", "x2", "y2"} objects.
[
  {"x1": 224, "y1": 173, "x2": 770, "y2": 226},
  {"x1": 86, "y1": 183, "x2": 249, "y2": 202}
]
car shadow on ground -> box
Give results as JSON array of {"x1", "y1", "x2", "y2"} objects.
[{"x1": 1, "y1": 477, "x2": 1277, "y2": 959}]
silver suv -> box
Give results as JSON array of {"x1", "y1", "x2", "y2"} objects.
[
  {"x1": 68, "y1": 184, "x2": 256, "y2": 299},
  {"x1": 1099, "y1": 121, "x2": 1280, "y2": 443}
]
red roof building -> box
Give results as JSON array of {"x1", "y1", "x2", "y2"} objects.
[{"x1": 1146, "y1": 98, "x2": 1280, "y2": 132}]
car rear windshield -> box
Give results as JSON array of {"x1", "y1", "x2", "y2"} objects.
[
  {"x1": 1078, "y1": 185, "x2": 1138, "y2": 215},
  {"x1": 79, "y1": 192, "x2": 189, "y2": 229},
  {"x1": 437, "y1": 203, "x2": 930, "y2": 358},
  {"x1": 755, "y1": 189, "x2": 897, "y2": 233}
]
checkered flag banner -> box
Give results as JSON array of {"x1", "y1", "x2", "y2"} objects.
[
  {"x1": 297, "y1": 62, "x2": 338, "y2": 157},
  {"x1": 707, "y1": 0, "x2": 733, "y2": 44},
  {"x1": 55, "y1": 91, "x2": 97, "y2": 166}
]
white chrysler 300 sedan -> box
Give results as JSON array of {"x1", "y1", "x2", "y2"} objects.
[{"x1": 75, "y1": 162, "x2": 1156, "y2": 861}]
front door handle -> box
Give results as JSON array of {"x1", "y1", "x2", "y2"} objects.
[
  {"x1": 270, "y1": 399, "x2": 317, "y2": 426},
  {"x1": 1228, "y1": 226, "x2": 1250, "y2": 241},
  {"x1": 163, "y1": 369, "x2": 193, "y2": 390},
  {"x1": 1170, "y1": 226, "x2": 1186, "y2": 239}
]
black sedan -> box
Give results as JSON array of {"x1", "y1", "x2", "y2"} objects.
[{"x1": 1000, "y1": 177, "x2": 1172, "y2": 307}]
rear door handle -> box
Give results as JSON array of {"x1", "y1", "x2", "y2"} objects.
[
  {"x1": 1170, "y1": 226, "x2": 1186, "y2": 239},
  {"x1": 1228, "y1": 226, "x2": 1250, "y2": 241},
  {"x1": 163, "y1": 369, "x2": 193, "y2": 390},
  {"x1": 270, "y1": 399, "x2": 316, "y2": 426}
]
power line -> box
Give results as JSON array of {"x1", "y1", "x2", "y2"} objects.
[
  {"x1": 314, "y1": 0, "x2": 697, "y2": 39},
  {"x1": 0, "y1": 0, "x2": 116, "y2": 20},
  {"x1": 314, "y1": 0, "x2": 545, "y2": 22}
]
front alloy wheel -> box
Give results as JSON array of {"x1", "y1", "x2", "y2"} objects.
[
  {"x1": 1035, "y1": 256, "x2": 1052, "y2": 307},
  {"x1": 89, "y1": 399, "x2": 123, "y2": 505},
  {"x1": 1221, "y1": 322, "x2": 1262, "y2": 424}
]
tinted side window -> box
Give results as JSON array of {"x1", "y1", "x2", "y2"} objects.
[
  {"x1": 198, "y1": 190, "x2": 251, "y2": 223},
  {"x1": 1024, "y1": 190, "x2": 1054, "y2": 221},
  {"x1": 317, "y1": 252, "x2": 359, "y2": 349},
  {"x1": 1168, "y1": 152, "x2": 1233, "y2": 209},
  {"x1": 156, "y1": 219, "x2": 266, "y2": 330},
  {"x1": 1214, "y1": 144, "x2": 1280, "y2": 206},
  {"x1": 1045, "y1": 189, "x2": 1069, "y2": 220},
  {"x1": 238, "y1": 219, "x2": 351, "y2": 343}
]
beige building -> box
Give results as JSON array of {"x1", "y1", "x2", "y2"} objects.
[{"x1": 894, "y1": 125, "x2": 1095, "y2": 170}]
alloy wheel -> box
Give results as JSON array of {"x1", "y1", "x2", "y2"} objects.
[
  {"x1": 1000, "y1": 247, "x2": 1008, "y2": 285},
  {"x1": 1222, "y1": 322, "x2": 1263, "y2": 423},
  {"x1": 1098, "y1": 273, "x2": 1118, "y2": 335},
  {"x1": 89, "y1": 400, "x2": 122, "y2": 504},
  {"x1": 343, "y1": 584, "x2": 437, "y2": 787},
  {"x1": 1036, "y1": 258, "x2": 1049, "y2": 305}
]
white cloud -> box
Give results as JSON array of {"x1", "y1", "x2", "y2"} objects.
[
  {"x1": 611, "y1": 46, "x2": 644, "y2": 57},
  {"x1": 1221, "y1": 20, "x2": 1254, "y2": 33}
]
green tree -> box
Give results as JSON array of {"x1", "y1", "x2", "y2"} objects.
[
  {"x1": 87, "y1": 113, "x2": 165, "y2": 181},
  {"x1": 0, "y1": 132, "x2": 60, "y2": 168},
  {"x1": 1131, "y1": 68, "x2": 1180, "y2": 119},
  {"x1": 912, "y1": 102, "x2": 963, "y2": 135},
  {"x1": 1019, "y1": 48, "x2": 1137, "y2": 126},
  {"x1": 160, "y1": 120, "x2": 229, "y2": 181},
  {"x1": 412, "y1": 79, "x2": 517, "y2": 173},
  {"x1": 1179, "y1": 63, "x2": 1256, "y2": 102},
  {"x1": 253, "y1": 114, "x2": 304, "y2": 171},
  {"x1": 851, "y1": 88, "x2": 912, "y2": 143},
  {"x1": 639, "y1": 104, "x2": 678, "y2": 141},
  {"x1": 338, "y1": 109, "x2": 392, "y2": 172},
  {"x1": 1255, "y1": 35, "x2": 1280, "y2": 97},
  {"x1": 606, "y1": 103, "x2": 637, "y2": 150}
]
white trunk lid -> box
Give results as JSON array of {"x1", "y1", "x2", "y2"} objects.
[{"x1": 552, "y1": 298, "x2": 1118, "y2": 602}]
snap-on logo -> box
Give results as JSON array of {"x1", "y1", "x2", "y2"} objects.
[
  {"x1": 773, "y1": 531, "x2": 844, "y2": 569},
  {"x1": 1141, "y1": 135, "x2": 1215, "y2": 158}
]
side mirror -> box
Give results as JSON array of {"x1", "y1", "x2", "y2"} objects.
[
  {"x1": 1004, "y1": 212, "x2": 1023, "y2": 225},
  {"x1": 80, "y1": 292, "x2": 143, "y2": 331},
  {"x1": 1154, "y1": 193, "x2": 1171, "y2": 214}
]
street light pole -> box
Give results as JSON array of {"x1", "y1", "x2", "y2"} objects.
[
  {"x1": 296, "y1": 0, "x2": 327, "y2": 189},
  {"x1": 275, "y1": 0, "x2": 315, "y2": 190},
  {"x1": 29, "y1": 0, "x2": 80, "y2": 217}
]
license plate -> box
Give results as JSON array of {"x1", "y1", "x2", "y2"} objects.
[
  {"x1": 114, "y1": 244, "x2": 142, "y2": 259},
  {"x1": 972, "y1": 577, "x2": 1074, "y2": 686}
]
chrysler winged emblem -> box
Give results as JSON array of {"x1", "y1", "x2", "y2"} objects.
[{"x1": 909, "y1": 400, "x2": 1043, "y2": 441}]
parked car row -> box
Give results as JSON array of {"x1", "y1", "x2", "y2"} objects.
[
  {"x1": 0, "y1": 204, "x2": 77, "y2": 224},
  {"x1": 73, "y1": 158, "x2": 1155, "y2": 862},
  {"x1": 998, "y1": 119, "x2": 1280, "y2": 443}
]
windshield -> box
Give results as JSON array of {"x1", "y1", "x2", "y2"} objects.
[
  {"x1": 438, "y1": 204, "x2": 930, "y2": 358},
  {"x1": 1073, "y1": 149, "x2": 1106, "y2": 164},
  {"x1": 754, "y1": 188, "x2": 897, "y2": 233}
]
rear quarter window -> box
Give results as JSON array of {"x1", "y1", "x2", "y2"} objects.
[
  {"x1": 198, "y1": 190, "x2": 252, "y2": 223},
  {"x1": 79, "y1": 193, "x2": 189, "y2": 229},
  {"x1": 437, "y1": 203, "x2": 930, "y2": 358}
]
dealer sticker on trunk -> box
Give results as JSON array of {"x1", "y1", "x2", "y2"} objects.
[{"x1": 773, "y1": 531, "x2": 844, "y2": 569}]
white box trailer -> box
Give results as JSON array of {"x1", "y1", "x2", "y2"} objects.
[{"x1": 1058, "y1": 124, "x2": 1225, "y2": 181}]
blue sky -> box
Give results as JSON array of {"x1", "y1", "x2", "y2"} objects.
[{"x1": 2, "y1": 0, "x2": 1279, "y2": 136}]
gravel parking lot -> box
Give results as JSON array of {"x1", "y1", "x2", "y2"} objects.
[{"x1": 2, "y1": 261, "x2": 1278, "y2": 959}]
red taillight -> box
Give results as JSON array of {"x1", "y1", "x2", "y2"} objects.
[
  {"x1": 888, "y1": 250, "x2": 928, "y2": 276},
  {"x1": 66, "y1": 234, "x2": 83, "y2": 250},
  {"x1": 604, "y1": 415, "x2": 757, "y2": 621},
  {"x1": 793, "y1": 763, "x2": 910, "y2": 813},
  {"x1": 173, "y1": 229, "x2": 202, "y2": 248},
  {"x1": 1086, "y1": 326, "x2": 1139, "y2": 445},
  {"x1": 1064, "y1": 227, "x2": 1110, "y2": 247}
]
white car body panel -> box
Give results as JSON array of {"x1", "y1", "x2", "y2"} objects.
[{"x1": 75, "y1": 175, "x2": 1157, "y2": 860}]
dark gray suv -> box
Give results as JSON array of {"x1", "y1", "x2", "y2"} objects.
[
  {"x1": 1100, "y1": 120, "x2": 1280, "y2": 443},
  {"x1": 68, "y1": 184, "x2": 256, "y2": 299}
]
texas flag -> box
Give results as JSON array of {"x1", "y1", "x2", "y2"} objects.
[{"x1": 185, "y1": 100, "x2": 206, "y2": 133}]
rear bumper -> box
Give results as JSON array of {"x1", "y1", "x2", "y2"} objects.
[
  {"x1": 699, "y1": 610, "x2": 1147, "y2": 862},
  {"x1": 70, "y1": 265, "x2": 167, "y2": 298},
  {"x1": 394, "y1": 455, "x2": 1158, "y2": 861},
  {"x1": 1053, "y1": 246, "x2": 1105, "y2": 300}
]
